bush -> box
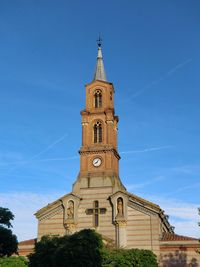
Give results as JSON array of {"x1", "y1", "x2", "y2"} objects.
[
  {"x1": 102, "y1": 248, "x2": 158, "y2": 267},
  {"x1": 0, "y1": 256, "x2": 28, "y2": 267}
]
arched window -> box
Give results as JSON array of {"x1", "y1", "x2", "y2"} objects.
[
  {"x1": 94, "y1": 122, "x2": 102, "y2": 143},
  {"x1": 94, "y1": 90, "x2": 102, "y2": 108}
]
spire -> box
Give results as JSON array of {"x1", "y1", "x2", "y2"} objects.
[{"x1": 93, "y1": 37, "x2": 107, "y2": 81}]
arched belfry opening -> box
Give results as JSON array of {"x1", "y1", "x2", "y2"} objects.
[
  {"x1": 94, "y1": 90, "x2": 102, "y2": 108},
  {"x1": 93, "y1": 121, "x2": 102, "y2": 143}
]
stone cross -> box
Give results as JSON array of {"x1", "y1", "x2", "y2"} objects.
[{"x1": 86, "y1": 201, "x2": 106, "y2": 227}]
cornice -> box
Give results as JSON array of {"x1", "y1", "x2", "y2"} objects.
[{"x1": 79, "y1": 147, "x2": 120, "y2": 159}]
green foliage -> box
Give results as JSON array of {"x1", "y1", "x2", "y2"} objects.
[
  {"x1": 0, "y1": 207, "x2": 18, "y2": 257},
  {"x1": 0, "y1": 227, "x2": 18, "y2": 257},
  {"x1": 29, "y1": 229, "x2": 158, "y2": 267},
  {"x1": 0, "y1": 256, "x2": 28, "y2": 267},
  {"x1": 0, "y1": 208, "x2": 14, "y2": 228},
  {"x1": 29, "y1": 229, "x2": 103, "y2": 267},
  {"x1": 102, "y1": 248, "x2": 158, "y2": 267}
]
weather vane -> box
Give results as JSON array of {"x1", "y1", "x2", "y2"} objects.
[{"x1": 97, "y1": 34, "x2": 103, "y2": 47}]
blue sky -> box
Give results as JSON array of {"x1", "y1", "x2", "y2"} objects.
[{"x1": 0, "y1": 0, "x2": 199, "y2": 241}]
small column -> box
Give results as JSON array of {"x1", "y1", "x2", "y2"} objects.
[
  {"x1": 82, "y1": 122, "x2": 88, "y2": 146},
  {"x1": 115, "y1": 219, "x2": 127, "y2": 248},
  {"x1": 115, "y1": 197, "x2": 127, "y2": 248}
]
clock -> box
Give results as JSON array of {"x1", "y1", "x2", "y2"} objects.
[{"x1": 92, "y1": 157, "x2": 102, "y2": 167}]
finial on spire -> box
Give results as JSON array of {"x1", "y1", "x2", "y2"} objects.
[{"x1": 97, "y1": 35, "x2": 102, "y2": 48}]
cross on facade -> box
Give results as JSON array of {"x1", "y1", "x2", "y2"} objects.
[{"x1": 86, "y1": 201, "x2": 106, "y2": 227}]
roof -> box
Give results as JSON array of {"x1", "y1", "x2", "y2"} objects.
[
  {"x1": 161, "y1": 232, "x2": 197, "y2": 241},
  {"x1": 18, "y1": 238, "x2": 36, "y2": 246},
  {"x1": 127, "y1": 191, "x2": 161, "y2": 211}
]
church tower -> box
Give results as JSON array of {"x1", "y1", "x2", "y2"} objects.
[
  {"x1": 35, "y1": 41, "x2": 190, "y2": 261},
  {"x1": 73, "y1": 40, "x2": 125, "y2": 194}
]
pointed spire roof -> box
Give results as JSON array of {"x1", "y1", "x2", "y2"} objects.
[{"x1": 93, "y1": 37, "x2": 107, "y2": 81}]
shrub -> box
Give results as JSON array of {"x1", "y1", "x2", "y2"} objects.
[
  {"x1": 102, "y1": 248, "x2": 158, "y2": 267},
  {"x1": 0, "y1": 256, "x2": 28, "y2": 267}
]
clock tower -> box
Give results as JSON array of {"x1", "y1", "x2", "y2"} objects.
[
  {"x1": 73, "y1": 40, "x2": 125, "y2": 194},
  {"x1": 33, "y1": 40, "x2": 199, "y2": 265}
]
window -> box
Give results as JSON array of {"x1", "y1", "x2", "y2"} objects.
[
  {"x1": 94, "y1": 122, "x2": 102, "y2": 143},
  {"x1": 94, "y1": 90, "x2": 102, "y2": 108}
]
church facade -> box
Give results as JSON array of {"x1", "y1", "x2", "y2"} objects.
[{"x1": 19, "y1": 43, "x2": 200, "y2": 266}]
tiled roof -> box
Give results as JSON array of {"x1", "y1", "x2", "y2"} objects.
[
  {"x1": 18, "y1": 238, "x2": 36, "y2": 246},
  {"x1": 161, "y1": 232, "x2": 197, "y2": 241}
]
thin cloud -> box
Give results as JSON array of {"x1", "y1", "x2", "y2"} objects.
[
  {"x1": 0, "y1": 192, "x2": 65, "y2": 241},
  {"x1": 128, "y1": 58, "x2": 192, "y2": 100},
  {"x1": 126, "y1": 176, "x2": 165, "y2": 190},
  {"x1": 171, "y1": 164, "x2": 200, "y2": 176},
  {"x1": 120, "y1": 145, "x2": 172, "y2": 154},
  {"x1": 133, "y1": 193, "x2": 199, "y2": 238},
  {"x1": 3, "y1": 133, "x2": 69, "y2": 175}
]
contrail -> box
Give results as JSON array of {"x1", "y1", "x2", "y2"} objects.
[
  {"x1": 128, "y1": 58, "x2": 192, "y2": 100},
  {"x1": 0, "y1": 145, "x2": 170, "y2": 167},
  {"x1": 0, "y1": 156, "x2": 79, "y2": 166},
  {"x1": 29, "y1": 133, "x2": 69, "y2": 161},
  {"x1": 165, "y1": 182, "x2": 200, "y2": 196},
  {"x1": 3, "y1": 133, "x2": 69, "y2": 175},
  {"x1": 120, "y1": 145, "x2": 172, "y2": 155}
]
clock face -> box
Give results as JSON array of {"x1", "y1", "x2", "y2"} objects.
[{"x1": 92, "y1": 157, "x2": 102, "y2": 167}]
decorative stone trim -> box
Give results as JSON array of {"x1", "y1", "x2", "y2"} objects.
[
  {"x1": 115, "y1": 219, "x2": 127, "y2": 227},
  {"x1": 106, "y1": 120, "x2": 114, "y2": 124},
  {"x1": 38, "y1": 205, "x2": 63, "y2": 221},
  {"x1": 79, "y1": 148, "x2": 120, "y2": 159},
  {"x1": 128, "y1": 200, "x2": 157, "y2": 216},
  {"x1": 64, "y1": 220, "x2": 76, "y2": 234}
]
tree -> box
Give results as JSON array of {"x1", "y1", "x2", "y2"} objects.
[
  {"x1": 0, "y1": 208, "x2": 14, "y2": 228},
  {"x1": 0, "y1": 207, "x2": 18, "y2": 257},
  {"x1": 29, "y1": 229, "x2": 103, "y2": 267}
]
